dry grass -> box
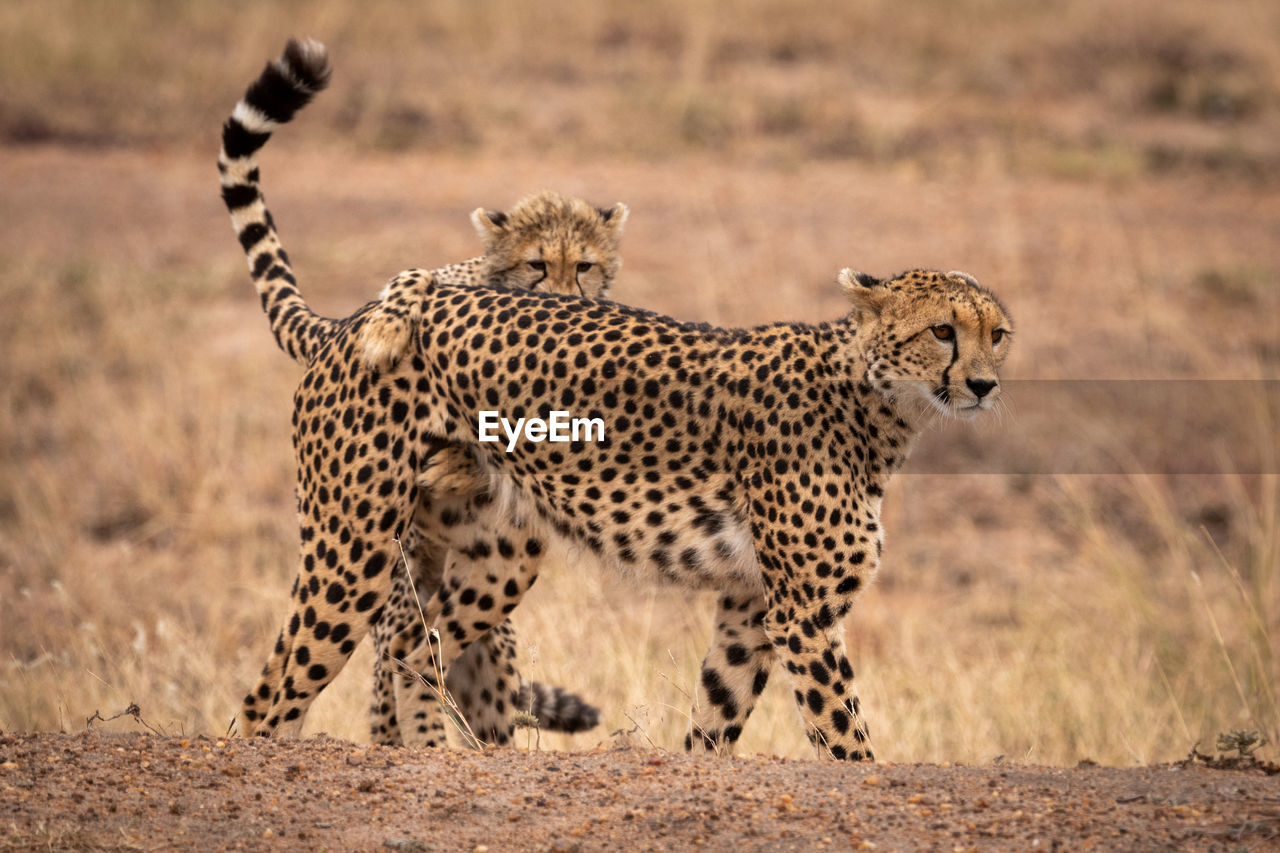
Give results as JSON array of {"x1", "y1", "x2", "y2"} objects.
[
  {"x1": 1, "y1": 0, "x2": 1278, "y2": 767},
  {"x1": 3, "y1": 0, "x2": 1279, "y2": 176}
]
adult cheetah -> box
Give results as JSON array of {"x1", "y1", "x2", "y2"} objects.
[
  {"x1": 237, "y1": 247, "x2": 1012, "y2": 758},
  {"x1": 220, "y1": 38, "x2": 625, "y2": 744}
]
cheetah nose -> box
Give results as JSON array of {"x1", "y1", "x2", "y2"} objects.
[{"x1": 966, "y1": 378, "x2": 998, "y2": 399}]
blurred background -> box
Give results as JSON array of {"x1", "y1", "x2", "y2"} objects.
[{"x1": 1, "y1": 0, "x2": 1276, "y2": 765}]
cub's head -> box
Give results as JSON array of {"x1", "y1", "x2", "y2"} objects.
[
  {"x1": 473, "y1": 190, "x2": 628, "y2": 298},
  {"x1": 840, "y1": 268, "x2": 1012, "y2": 419}
]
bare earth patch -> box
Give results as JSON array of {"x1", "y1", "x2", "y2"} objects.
[{"x1": 2, "y1": 731, "x2": 1277, "y2": 851}]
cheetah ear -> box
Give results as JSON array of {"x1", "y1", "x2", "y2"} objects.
[
  {"x1": 947, "y1": 270, "x2": 980, "y2": 288},
  {"x1": 838, "y1": 268, "x2": 889, "y2": 319},
  {"x1": 471, "y1": 207, "x2": 509, "y2": 244},
  {"x1": 839, "y1": 269, "x2": 882, "y2": 292},
  {"x1": 598, "y1": 202, "x2": 629, "y2": 234}
]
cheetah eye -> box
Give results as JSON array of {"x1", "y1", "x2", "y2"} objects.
[
  {"x1": 991, "y1": 328, "x2": 1007, "y2": 345},
  {"x1": 931, "y1": 324, "x2": 955, "y2": 341},
  {"x1": 527, "y1": 260, "x2": 547, "y2": 273},
  {"x1": 576, "y1": 262, "x2": 594, "y2": 274}
]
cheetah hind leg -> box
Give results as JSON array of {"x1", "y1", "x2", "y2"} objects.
[
  {"x1": 370, "y1": 527, "x2": 451, "y2": 746},
  {"x1": 241, "y1": 501, "x2": 408, "y2": 738},
  {"x1": 370, "y1": 558, "x2": 429, "y2": 745},
  {"x1": 377, "y1": 613, "x2": 603, "y2": 747},
  {"x1": 241, "y1": 331, "x2": 417, "y2": 737},
  {"x1": 357, "y1": 269, "x2": 430, "y2": 371},
  {"x1": 373, "y1": 528, "x2": 599, "y2": 746},
  {"x1": 394, "y1": 536, "x2": 543, "y2": 747}
]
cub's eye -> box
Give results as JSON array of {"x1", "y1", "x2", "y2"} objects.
[
  {"x1": 576, "y1": 262, "x2": 594, "y2": 274},
  {"x1": 991, "y1": 328, "x2": 1006, "y2": 345},
  {"x1": 931, "y1": 324, "x2": 955, "y2": 341},
  {"x1": 527, "y1": 260, "x2": 547, "y2": 273}
]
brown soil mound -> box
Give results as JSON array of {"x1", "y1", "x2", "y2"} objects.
[{"x1": 3, "y1": 732, "x2": 1277, "y2": 851}]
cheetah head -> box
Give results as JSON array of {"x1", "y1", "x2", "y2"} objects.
[
  {"x1": 472, "y1": 190, "x2": 628, "y2": 298},
  {"x1": 839, "y1": 268, "x2": 1013, "y2": 420}
]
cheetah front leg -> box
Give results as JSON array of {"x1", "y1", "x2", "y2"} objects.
[
  {"x1": 765, "y1": 595, "x2": 875, "y2": 762},
  {"x1": 686, "y1": 592, "x2": 776, "y2": 755}
]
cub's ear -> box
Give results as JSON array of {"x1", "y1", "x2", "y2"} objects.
[
  {"x1": 947, "y1": 270, "x2": 980, "y2": 288},
  {"x1": 598, "y1": 202, "x2": 629, "y2": 234},
  {"x1": 838, "y1": 268, "x2": 889, "y2": 318},
  {"x1": 471, "y1": 207, "x2": 509, "y2": 244}
]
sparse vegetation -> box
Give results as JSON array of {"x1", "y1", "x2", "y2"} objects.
[
  {"x1": 1218, "y1": 730, "x2": 1268, "y2": 760},
  {"x1": 1, "y1": 0, "x2": 1277, "y2": 769},
  {"x1": 1182, "y1": 729, "x2": 1279, "y2": 774},
  {"x1": 1, "y1": 0, "x2": 1278, "y2": 177}
]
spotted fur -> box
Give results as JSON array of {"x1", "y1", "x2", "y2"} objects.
[{"x1": 237, "y1": 261, "x2": 1013, "y2": 761}]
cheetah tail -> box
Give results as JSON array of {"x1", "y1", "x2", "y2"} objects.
[
  {"x1": 218, "y1": 37, "x2": 337, "y2": 367},
  {"x1": 518, "y1": 678, "x2": 602, "y2": 734}
]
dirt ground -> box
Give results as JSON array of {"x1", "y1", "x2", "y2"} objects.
[{"x1": 2, "y1": 729, "x2": 1277, "y2": 852}]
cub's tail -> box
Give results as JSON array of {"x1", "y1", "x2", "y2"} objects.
[
  {"x1": 519, "y1": 678, "x2": 602, "y2": 734},
  {"x1": 218, "y1": 38, "x2": 338, "y2": 366}
]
